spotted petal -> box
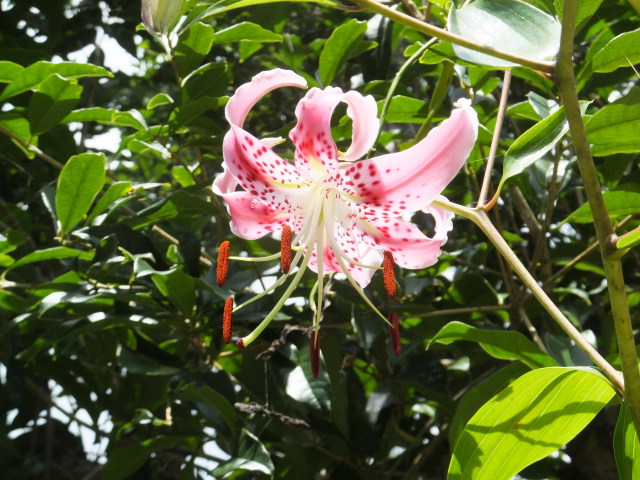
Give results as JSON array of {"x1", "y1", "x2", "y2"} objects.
[
  {"x1": 339, "y1": 100, "x2": 478, "y2": 214},
  {"x1": 222, "y1": 191, "x2": 292, "y2": 240}
]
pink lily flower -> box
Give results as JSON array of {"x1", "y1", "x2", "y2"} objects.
[{"x1": 213, "y1": 69, "x2": 478, "y2": 375}]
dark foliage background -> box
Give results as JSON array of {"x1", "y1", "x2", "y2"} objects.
[{"x1": 1, "y1": 0, "x2": 639, "y2": 479}]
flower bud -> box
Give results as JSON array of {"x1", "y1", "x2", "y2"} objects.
[{"x1": 141, "y1": 0, "x2": 184, "y2": 36}]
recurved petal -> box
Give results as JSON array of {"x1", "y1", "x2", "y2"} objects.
[
  {"x1": 357, "y1": 215, "x2": 447, "y2": 270},
  {"x1": 290, "y1": 87, "x2": 343, "y2": 173},
  {"x1": 225, "y1": 69, "x2": 307, "y2": 128},
  {"x1": 221, "y1": 191, "x2": 292, "y2": 240},
  {"x1": 339, "y1": 101, "x2": 478, "y2": 214},
  {"x1": 340, "y1": 90, "x2": 379, "y2": 161},
  {"x1": 223, "y1": 127, "x2": 313, "y2": 214}
]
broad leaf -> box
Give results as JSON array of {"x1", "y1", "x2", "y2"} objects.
[
  {"x1": 27, "y1": 74, "x2": 83, "y2": 135},
  {"x1": 87, "y1": 181, "x2": 134, "y2": 223},
  {"x1": 586, "y1": 88, "x2": 640, "y2": 156},
  {"x1": 174, "y1": 383, "x2": 237, "y2": 435},
  {"x1": 62, "y1": 107, "x2": 147, "y2": 131},
  {"x1": 211, "y1": 21, "x2": 282, "y2": 44},
  {"x1": 2, "y1": 247, "x2": 94, "y2": 276},
  {"x1": 212, "y1": 429, "x2": 274, "y2": 477},
  {"x1": 0, "y1": 61, "x2": 110, "y2": 101},
  {"x1": 614, "y1": 403, "x2": 640, "y2": 480},
  {"x1": 498, "y1": 102, "x2": 589, "y2": 190},
  {"x1": 146, "y1": 93, "x2": 173, "y2": 109},
  {"x1": 56, "y1": 153, "x2": 106, "y2": 234},
  {"x1": 563, "y1": 191, "x2": 640, "y2": 224},
  {"x1": 617, "y1": 230, "x2": 640, "y2": 250},
  {"x1": 447, "y1": 0, "x2": 561, "y2": 67},
  {"x1": 152, "y1": 268, "x2": 196, "y2": 316},
  {"x1": 377, "y1": 96, "x2": 428, "y2": 123},
  {"x1": 592, "y1": 28, "x2": 640, "y2": 73},
  {"x1": 174, "y1": 22, "x2": 215, "y2": 78},
  {"x1": 428, "y1": 321, "x2": 557, "y2": 369},
  {"x1": 449, "y1": 367, "x2": 615, "y2": 479},
  {"x1": 0, "y1": 61, "x2": 25, "y2": 83},
  {"x1": 319, "y1": 19, "x2": 376, "y2": 86}
]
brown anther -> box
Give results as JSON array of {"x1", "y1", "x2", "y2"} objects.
[
  {"x1": 280, "y1": 224, "x2": 292, "y2": 274},
  {"x1": 383, "y1": 251, "x2": 396, "y2": 298},
  {"x1": 216, "y1": 241, "x2": 230, "y2": 287},
  {"x1": 222, "y1": 297, "x2": 233, "y2": 343},
  {"x1": 310, "y1": 331, "x2": 321, "y2": 378},
  {"x1": 387, "y1": 312, "x2": 401, "y2": 355}
]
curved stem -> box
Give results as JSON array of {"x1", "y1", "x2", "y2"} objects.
[
  {"x1": 349, "y1": 0, "x2": 555, "y2": 73},
  {"x1": 433, "y1": 199, "x2": 625, "y2": 395},
  {"x1": 556, "y1": 0, "x2": 640, "y2": 435}
]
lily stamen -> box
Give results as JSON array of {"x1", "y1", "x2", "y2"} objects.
[
  {"x1": 223, "y1": 297, "x2": 234, "y2": 344},
  {"x1": 383, "y1": 251, "x2": 397, "y2": 298},
  {"x1": 280, "y1": 224, "x2": 292, "y2": 274},
  {"x1": 216, "y1": 241, "x2": 230, "y2": 287}
]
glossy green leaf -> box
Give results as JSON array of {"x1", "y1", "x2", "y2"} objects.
[
  {"x1": 377, "y1": 96, "x2": 428, "y2": 124},
  {"x1": 614, "y1": 403, "x2": 640, "y2": 480},
  {"x1": 498, "y1": 102, "x2": 588, "y2": 190},
  {"x1": 428, "y1": 321, "x2": 557, "y2": 369},
  {"x1": 2, "y1": 247, "x2": 94, "y2": 275},
  {"x1": 27, "y1": 74, "x2": 82, "y2": 135},
  {"x1": 211, "y1": 21, "x2": 282, "y2": 44},
  {"x1": 447, "y1": 0, "x2": 561, "y2": 67},
  {"x1": 56, "y1": 153, "x2": 106, "y2": 234},
  {"x1": 555, "y1": 0, "x2": 603, "y2": 32},
  {"x1": 174, "y1": 22, "x2": 215, "y2": 78},
  {"x1": 211, "y1": 429, "x2": 274, "y2": 477},
  {"x1": 563, "y1": 191, "x2": 640, "y2": 224},
  {"x1": 0, "y1": 111, "x2": 36, "y2": 157},
  {"x1": 152, "y1": 268, "x2": 196, "y2": 316},
  {"x1": 586, "y1": 88, "x2": 640, "y2": 156},
  {"x1": 87, "y1": 181, "x2": 134, "y2": 223},
  {"x1": 146, "y1": 93, "x2": 174, "y2": 109},
  {"x1": 592, "y1": 28, "x2": 640, "y2": 73},
  {"x1": 449, "y1": 367, "x2": 615, "y2": 479},
  {"x1": 0, "y1": 61, "x2": 110, "y2": 101},
  {"x1": 450, "y1": 363, "x2": 530, "y2": 448},
  {"x1": 617, "y1": 230, "x2": 640, "y2": 250},
  {"x1": 62, "y1": 107, "x2": 147, "y2": 131},
  {"x1": 319, "y1": 19, "x2": 376, "y2": 86},
  {"x1": 171, "y1": 166, "x2": 195, "y2": 187},
  {"x1": 0, "y1": 61, "x2": 24, "y2": 83}
]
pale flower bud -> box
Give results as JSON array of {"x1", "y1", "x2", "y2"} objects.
[{"x1": 141, "y1": 0, "x2": 184, "y2": 36}]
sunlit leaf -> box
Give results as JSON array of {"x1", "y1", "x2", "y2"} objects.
[
  {"x1": 614, "y1": 403, "x2": 640, "y2": 480},
  {"x1": 27, "y1": 74, "x2": 83, "y2": 135},
  {"x1": 592, "y1": 28, "x2": 640, "y2": 73},
  {"x1": 586, "y1": 88, "x2": 640, "y2": 156},
  {"x1": 563, "y1": 191, "x2": 640, "y2": 224}
]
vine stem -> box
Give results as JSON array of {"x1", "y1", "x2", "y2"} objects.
[
  {"x1": 432, "y1": 199, "x2": 625, "y2": 395},
  {"x1": 349, "y1": 0, "x2": 555, "y2": 73},
  {"x1": 556, "y1": 0, "x2": 640, "y2": 435}
]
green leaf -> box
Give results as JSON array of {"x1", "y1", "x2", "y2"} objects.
[
  {"x1": 0, "y1": 111, "x2": 36, "y2": 157},
  {"x1": 171, "y1": 166, "x2": 195, "y2": 187},
  {"x1": 2, "y1": 247, "x2": 94, "y2": 276},
  {"x1": 0, "y1": 61, "x2": 111, "y2": 101},
  {"x1": 319, "y1": 19, "x2": 376, "y2": 86},
  {"x1": 56, "y1": 153, "x2": 106, "y2": 234},
  {"x1": 449, "y1": 367, "x2": 615, "y2": 479},
  {"x1": 428, "y1": 321, "x2": 557, "y2": 369},
  {"x1": 101, "y1": 445, "x2": 152, "y2": 480},
  {"x1": 211, "y1": 21, "x2": 282, "y2": 44},
  {"x1": 450, "y1": 363, "x2": 530, "y2": 448},
  {"x1": 0, "y1": 61, "x2": 25, "y2": 83},
  {"x1": 152, "y1": 268, "x2": 196, "y2": 316},
  {"x1": 174, "y1": 22, "x2": 215, "y2": 78},
  {"x1": 87, "y1": 181, "x2": 134, "y2": 223},
  {"x1": 563, "y1": 191, "x2": 640, "y2": 224},
  {"x1": 586, "y1": 88, "x2": 640, "y2": 156},
  {"x1": 174, "y1": 383, "x2": 237, "y2": 434},
  {"x1": 376, "y1": 96, "x2": 428, "y2": 123},
  {"x1": 146, "y1": 93, "x2": 174, "y2": 109},
  {"x1": 27, "y1": 74, "x2": 83, "y2": 135},
  {"x1": 592, "y1": 28, "x2": 640, "y2": 73},
  {"x1": 62, "y1": 107, "x2": 147, "y2": 131},
  {"x1": 617, "y1": 230, "x2": 640, "y2": 250},
  {"x1": 498, "y1": 102, "x2": 589, "y2": 190},
  {"x1": 447, "y1": 0, "x2": 561, "y2": 67},
  {"x1": 168, "y1": 96, "x2": 227, "y2": 128},
  {"x1": 614, "y1": 403, "x2": 640, "y2": 480},
  {"x1": 212, "y1": 429, "x2": 275, "y2": 477},
  {"x1": 555, "y1": 0, "x2": 604, "y2": 32},
  {"x1": 124, "y1": 189, "x2": 218, "y2": 229}
]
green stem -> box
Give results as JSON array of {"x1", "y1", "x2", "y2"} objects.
[
  {"x1": 556, "y1": 0, "x2": 640, "y2": 435},
  {"x1": 433, "y1": 199, "x2": 625, "y2": 395},
  {"x1": 349, "y1": 0, "x2": 555, "y2": 73}
]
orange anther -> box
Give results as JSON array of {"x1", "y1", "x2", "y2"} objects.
[
  {"x1": 280, "y1": 224, "x2": 292, "y2": 274},
  {"x1": 216, "y1": 241, "x2": 230, "y2": 287},
  {"x1": 383, "y1": 251, "x2": 396, "y2": 298},
  {"x1": 223, "y1": 297, "x2": 233, "y2": 344}
]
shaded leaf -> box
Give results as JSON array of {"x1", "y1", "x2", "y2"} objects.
[
  {"x1": 56, "y1": 153, "x2": 106, "y2": 234},
  {"x1": 614, "y1": 403, "x2": 640, "y2": 480},
  {"x1": 27, "y1": 74, "x2": 83, "y2": 135},
  {"x1": 211, "y1": 429, "x2": 274, "y2": 477}
]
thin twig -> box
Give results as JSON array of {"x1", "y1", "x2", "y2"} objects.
[{"x1": 479, "y1": 70, "x2": 512, "y2": 207}]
